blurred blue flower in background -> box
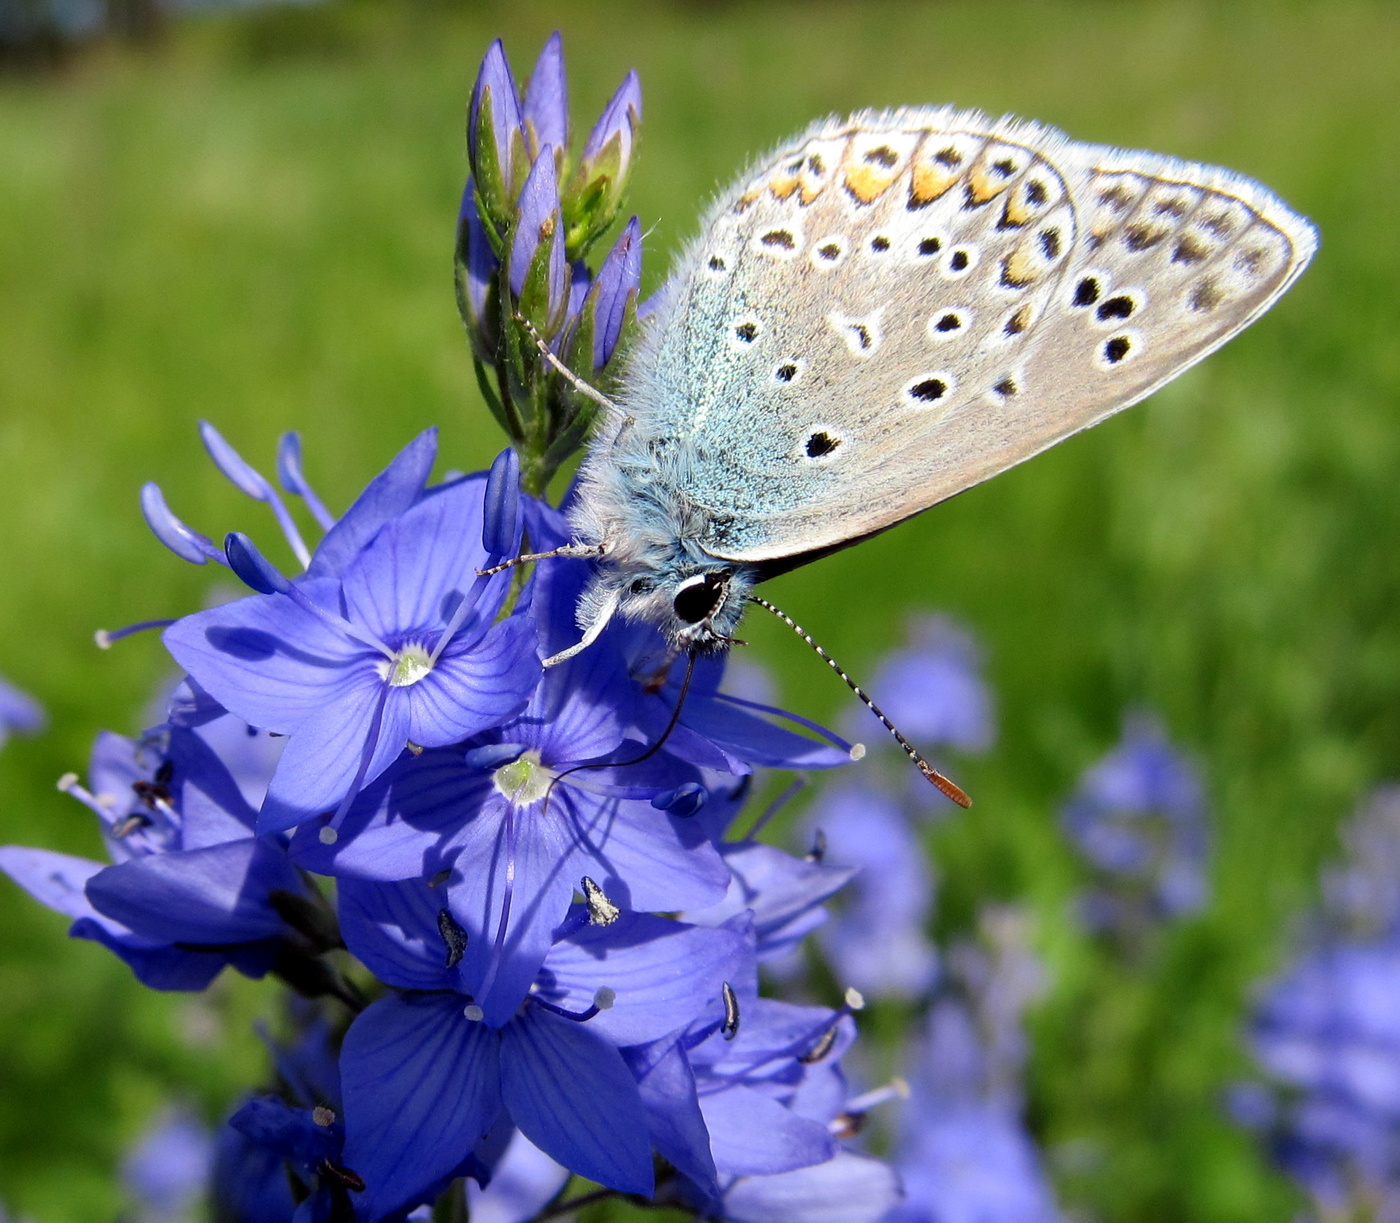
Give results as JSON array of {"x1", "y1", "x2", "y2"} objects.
[
  {"x1": 0, "y1": 674, "x2": 44, "y2": 749},
  {"x1": 885, "y1": 909, "x2": 1062, "y2": 1223},
  {"x1": 1235, "y1": 788, "x2": 1400, "y2": 1219},
  {"x1": 1062, "y1": 716, "x2": 1209, "y2": 942},
  {"x1": 121, "y1": 1107, "x2": 212, "y2": 1223}
]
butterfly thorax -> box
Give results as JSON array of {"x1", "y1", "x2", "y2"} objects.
[{"x1": 569, "y1": 417, "x2": 757, "y2": 652}]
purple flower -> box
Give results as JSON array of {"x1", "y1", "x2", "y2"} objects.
[
  {"x1": 121, "y1": 1107, "x2": 212, "y2": 1223},
  {"x1": 573, "y1": 215, "x2": 642, "y2": 372},
  {"x1": 843, "y1": 615, "x2": 994, "y2": 758},
  {"x1": 336, "y1": 876, "x2": 750, "y2": 1217},
  {"x1": 885, "y1": 1002, "x2": 1064, "y2": 1223},
  {"x1": 0, "y1": 674, "x2": 44, "y2": 748},
  {"x1": 508, "y1": 149, "x2": 569, "y2": 336},
  {"x1": 0, "y1": 720, "x2": 315, "y2": 990},
  {"x1": 164, "y1": 468, "x2": 540, "y2": 835},
  {"x1": 469, "y1": 38, "x2": 527, "y2": 222},
  {"x1": 580, "y1": 69, "x2": 641, "y2": 176},
  {"x1": 805, "y1": 784, "x2": 937, "y2": 1000},
  {"x1": 1062, "y1": 716, "x2": 1209, "y2": 934},
  {"x1": 521, "y1": 32, "x2": 567, "y2": 157}
]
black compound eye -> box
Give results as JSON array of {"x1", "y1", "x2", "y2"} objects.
[{"x1": 672, "y1": 573, "x2": 726, "y2": 625}]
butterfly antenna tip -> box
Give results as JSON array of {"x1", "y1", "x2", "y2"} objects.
[{"x1": 747, "y1": 595, "x2": 972, "y2": 808}]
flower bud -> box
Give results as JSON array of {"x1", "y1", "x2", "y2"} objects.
[
  {"x1": 567, "y1": 216, "x2": 642, "y2": 375},
  {"x1": 563, "y1": 70, "x2": 641, "y2": 259},
  {"x1": 468, "y1": 39, "x2": 527, "y2": 236},
  {"x1": 508, "y1": 149, "x2": 569, "y2": 339},
  {"x1": 455, "y1": 179, "x2": 501, "y2": 358},
  {"x1": 522, "y1": 32, "x2": 568, "y2": 159}
]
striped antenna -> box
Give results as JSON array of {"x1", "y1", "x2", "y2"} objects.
[{"x1": 747, "y1": 595, "x2": 972, "y2": 808}]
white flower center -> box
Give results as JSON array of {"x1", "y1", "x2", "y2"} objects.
[
  {"x1": 386, "y1": 644, "x2": 433, "y2": 687},
  {"x1": 492, "y1": 749, "x2": 553, "y2": 806}
]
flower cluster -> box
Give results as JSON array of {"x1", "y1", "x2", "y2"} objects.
[
  {"x1": 787, "y1": 617, "x2": 1065, "y2": 1223},
  {"x1": 0, "y1": 35, "x2": 924, "y2": 1222},
  {"x1": 1234, "y1": 788, "x2": 1400, "y2": 1219},
  {"x1": 1061, "y1": 716, "x2": 1209, "y2": 946}
]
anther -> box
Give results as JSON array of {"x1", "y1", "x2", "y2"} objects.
[
  {"x1": 112, "y1": 813, "x2": 152, "y2": 839},
  {"x1": 721, "y1": 981, "x2": 741, "y2": 1041},
  {"x1": 318, "y1": 826, "x2": 339, "y2": 846},
  {"x1": 582, "y1": 877, "x2": 621, "y2": 926},
  {"x1": 437, "y1": 908, "x2": 468, "y2": 968},
  {"x1": 806, "y1": 829, "x2": 828, "y2": 863},
  {"x1": 463, "y1": 1002, "x2": 485, "y2": 1021},
  {"x1": 312, "y1": 1105, "x2": 336, "y2": 1127}
]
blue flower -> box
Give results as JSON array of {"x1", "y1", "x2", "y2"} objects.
[
  {"x1": 121, "y1": 1106, "x2": 212, "y2": 1223},
  {"x1": 885, "y1": 1001, "x2": 1065, "y2": 1223},
  {"x1": 842, "y1": 614, "x2": 994, "y2": 759},
  {"x1": 163, "y1": 455, "x2": 539, "y2": 835},
  {"x1": 1061, "y1": 716, "x2": 1209, "y2": 935},
  {"x1": 0, "y1": 674, "x2": 44, "y2": 748},
  {"x1": 0, "y1": 717, "x2": 316, "y2": 990},
  {"x1": 335, "y1": 876, "x2": 751, "y2": 1218},
  {"x1": 804, "y1": 783, "x2": 938, "y2": 1000}
]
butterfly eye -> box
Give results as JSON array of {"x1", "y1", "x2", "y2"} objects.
[{"x1": 672, "y1": 573, "x2": 728, "y2": 625}]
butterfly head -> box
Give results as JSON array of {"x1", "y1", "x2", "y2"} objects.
[{"x1": 570, "y1": 558, "x2": 754, "y2": 659}]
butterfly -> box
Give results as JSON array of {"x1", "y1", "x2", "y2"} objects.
[{"x1": 540, "y1": 107, "x2": 1316, "y2": 668}]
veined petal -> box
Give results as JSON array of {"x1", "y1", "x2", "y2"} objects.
[
  {"x1": 565, "y1": 791, "x2": 729, "y2": 913},
  {"x1": 257, "y1": 678, "x2": 412, "y2": 834},
  {"x1": 167, "y1": 726, "x2": 260, "y2": 849},
  {"x1": 625, "y1": 1037, "x2": 718, "y2": 1196},
  {"x1": 292, "y1": 749, "x2": 492, "y2": 882},
  {"x1": 501, "y1": 1006, "x2": 653, "y2": 1195},
  {"x1": 408, "y1": 616, "x2": 540, "y2": 748},
  {"x1": 337, "y1": 877, "x2": 455, "y2": 992},
  {"x1": 543, "y1": 914, "x2": 749, "y2": 1047},
  {"x1": 85, "y1": 840, "x2": 302, "y2": 944},
  {"x1": 341, "y1": 993, "x2": 504, "y2": 1219},
  {"x1": 307, "y1": 429, "x2": 437, "y2": 580},
  {"x1": 340, "y1": 475, "x2": 494, "y2": 642},
  {"x1": 162, "y1": 583, "x2": 367, "y2": 734},
  {"x1": 700, "y1": 1085, "x2": 835, "y2": 1177},
  {"x1": 451, "y1": 797, "x2": 578, "y2": 1026},
  {"x1": 722, "y1": 1151, "x2": 902, "y2": 1223}
]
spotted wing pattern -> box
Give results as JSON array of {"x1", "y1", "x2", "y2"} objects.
[{"x1": 626, "y1": 107, "x2": 1316, "y2": 563}]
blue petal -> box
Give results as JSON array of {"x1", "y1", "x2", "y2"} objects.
[
  {"x1": 565, "y1": 790, "x2": 729, "y2": 914},
  {"x1": 699, "y1": 1085, "x2": 835, "y2": 1176},
  {"x1": 542, "y1": 913, "x2": 750, "y2": 1047},
  {"x1": 337, "y1": 877, "x2": 455, "y2": 992},
  {"x1": 340, "y1": 475, "x2": 497, "y2": 645},
  {"x1": 162, "y1": 583, "x2": 367, "y2": 734},
  {"x1": 624, "y1": 1037, "x2": 718, "y2": 1195},
  {"x1": 0, "y1": 846, "x2": 106, "y2": 921},
  {"x1": 291, "y1": 749, "x2": 492, "y2": 882},
  {"x1": 85, "y1": 839, "x2": 302, "y2": 944},
  {"x1": 408, "y1": 616, "x2": 539, "y2": 748},
  {"x1": 482, "y1": 448, "x2": 522, "y2": 559},
  {"x1": 307, "y1": 429, "x2": 437, "y2": 580},
  {"x1": 521, "y1": 32, "x2": 568, "y2": 155},
  {"x1": 450, "y1": 795, "x2": 579, "y2": 1026},
  {"x1": 257, "y1": 679, "x2": 412, "y2": 834},
  {"x1": 722, "y1": 1151, "x2": 902, "y2": 1223},
  {"x1": 341, "y1": 993, "x2": 504, "y2": 1220},
  {"x1": 167, "y1": 726, "x2": 261, "y2": 849},
  {"x1": 500, "y1": 1005, "x2": 653, "y2": 1195}
]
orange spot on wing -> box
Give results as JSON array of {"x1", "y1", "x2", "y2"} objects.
[
  {"x1": 909, "y1": 162, "x2": 958, "y2": 205},
  {"x1": 843, "y1": 162, "x2": 895, "y2": 205}
]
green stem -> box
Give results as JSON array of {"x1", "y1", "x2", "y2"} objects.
[{"x1": 432, "y1": 1177, "x2": 469, "y2": 1223}]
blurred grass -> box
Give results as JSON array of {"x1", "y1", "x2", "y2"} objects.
[{"x1": 0, "y1": 0, "x2": 1395, "y2": 1219}]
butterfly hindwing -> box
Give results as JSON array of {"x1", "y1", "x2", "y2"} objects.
[{"x1": 623, "y1": 107, "x2": 1316, "y2": 564}]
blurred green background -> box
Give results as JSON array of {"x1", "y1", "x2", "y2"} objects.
[{"x1": 0, "y1": 0, "x2": 1396, "y2": 1218}]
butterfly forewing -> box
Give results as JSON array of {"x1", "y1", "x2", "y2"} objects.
[{"x1": 629, "y1": 107, "x2": 1316, "y2": 564}]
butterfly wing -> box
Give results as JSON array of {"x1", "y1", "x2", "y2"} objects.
[{"x1": 625, "y1": 107, "x2": 1316, "y2": 565}]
